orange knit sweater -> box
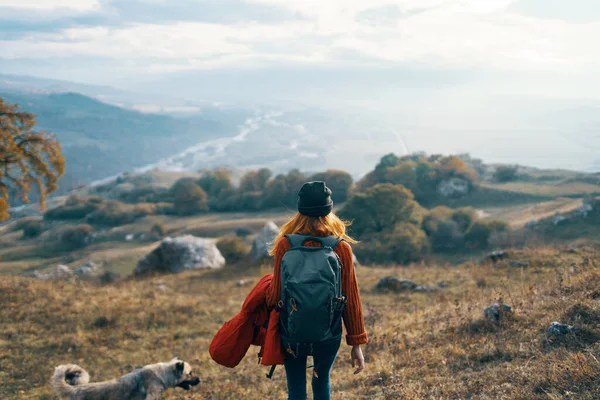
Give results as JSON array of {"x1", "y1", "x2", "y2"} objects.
[{"x1": 265, "y1": 237, "x2": 368, "y2": 346}]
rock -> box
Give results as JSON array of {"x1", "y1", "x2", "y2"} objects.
[
  {"x1": 547, "y1": 321, "x2": 574, "y2": 336},
  {"x1": 413, "y1": 285, "x2": 437, "y2": 293},
  {"x1": 134, "y1": 235, "x2": 225, "y2": 275},
  {"x1": 125, "y1": 234, "x2": 135, "y2": 241},
  {"x1": 236, "y1": 279, "x2": 251, "y2": 287},
  {"x1": 573, "y1": 203, "x2": 593, "y2": 218},
  {"x1": 482, "y1": 250, "x2": 509, "y2": 264},
  {"x1": 99, "y1": 271, "x2": 120, "y2": 285},
  {"x1": 484, "y1": 303, "x2": 512, "y2": 322},
  {"x1": 525, "y1": 220, "x2": 538, "y2": 229},
  {"x1": 73, "y1": 261, "x2": 102, "y2": 278},
  {"x1": 33, "y1": 265, "x2": 73, "y2": 281},
  {"x1": 552, "y1": 215, "x2": 567, "y2": 225},
  {"x1": 437, "y1": 178, "x2": 470, "y2": 198},
  {"x1": 437, "y1": 281, "x2": 450, "y2": 288},
  {"x1": 375, "y1": 277, "x2": 417, "y2": 292},
  {"x1": 251, "y1": 221, "x2": 279, "y2": 260},
  {"x1": 509, "y1": 260, "x2": 529, "y2": 268}
]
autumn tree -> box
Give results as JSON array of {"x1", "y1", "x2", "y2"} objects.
[
  {"x1": 0, "y1": 97, "x2": 65, "y2": 221},
  {"x1": 339, "y1": 183, "x2": 420, "y2": 238}
]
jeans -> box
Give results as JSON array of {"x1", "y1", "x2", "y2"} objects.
[{"x1": 284, "y1": 342, "x2": 340, "y2": 400}]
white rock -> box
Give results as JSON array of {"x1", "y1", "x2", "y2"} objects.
[
  {"x1": 34, "y1": 265, "x2": 73, "y2": 281},
  {"x1": 134, "y1": 235, "x2": 225, "y2": 275},
  {"x1": 251, "y1": 221, "x2": 279, "y2": 260},
  {"x1": 437, "y1": 178, "x2": 470, "y2": 198}
]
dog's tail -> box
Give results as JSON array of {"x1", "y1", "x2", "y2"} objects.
[{"x1": 51, "y1": 364, "x2": 90, "y2": 396}]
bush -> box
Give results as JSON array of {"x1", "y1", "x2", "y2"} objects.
[
  {"x1": 44, "y1": 196, "x2": 104, "y2": 220},
  {"x1": 60, "y1": 224, "x2": 94, "y2": 250},
  {"x1": 465, "y1": 220, "x2": 509, "y2": 249},
  {"x1": 198, "y1": 168, "x2": 234, "y2": 198},
  {"x1": 239, "y1": 168, "x2": 272, "y2": 192},
  {"x1": 429, "y1": 220, "x2": 465, "y2": 252},
  {"x1": 451, "y1": 207, "x2": 478, "y2": 233},
  {"x1": 217, "y1": 236, "x2": 250, "y2": 264},
  {"x1": 355, "y1": 223, "x2": 430, "y2": 265},
  {"x1": 170, "y1": 179, "x2": 209, "y2": 216},
  {"x1": 339, "y1": 184, "x2": 420, "y2": 238},
  {"x1": 18, "y1": 219, "x2": 44, "y2": 238},
  {"x1": 494, "y1": 166, "x2": 519, "y2": 183},
  {"x1": 150, "y1": 220, "x2": 167, "y2": 238},
  {"x1": 85, "y1": 201, "x2": 155, "y2": 227}
]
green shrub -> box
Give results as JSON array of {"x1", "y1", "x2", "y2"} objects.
[
  {"x1": 429, "y1": 220, "x2": 465, "y2": 252},
  {"x1": 60, "y1": 224, "x2": 94, "y2": 249},
  {"x1": 494, "y1": 165, "x2": 519, "y2": 183},
  {"x1": 451, "y1": 207, "x2": 478, "y2": 233},
  {"x1": 170, "y1": 179, "x2": 209, "y2": 216},
  {"x1": 118, "y1": 184, "x2": 170, "y2": 203},
  {"x1": 217, "y1": 236, "x2": 250, "y2": 264},
  {"x1": 355, "y1": 223, "x2": 430, "y2": 265},
  {"x1": 339, "y1": 184, "x2": 420, "y2": 238},
  {"x1": 465, "y1": 220, "x2": 509, "y2": 249},
  {"x1": 85, "y1": 201, "x2": 155, "y2": 227},
  {"x1": 198, "y1": 168, "x2": 234, "y2": 198},
  {"x1": 20, "y1": 219, "x2": 44, "y2": 238},
  {"x1": 422, "y1": 206, "x2": 454, "y2": 236},
  {"x1": 44, "y1": 196, "x2": 104, "y2": 220}
]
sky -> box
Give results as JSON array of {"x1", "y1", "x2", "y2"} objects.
[
  {"x1": 1, "y1": 0, "x2": 599, "y2": 89},
  {"x1": 1, "y1": 0, "x2": 599, "y2": 171}
]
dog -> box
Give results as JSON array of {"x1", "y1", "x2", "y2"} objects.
[{"x1": 51, "y1": 357, "x2": 201, "y2": 400}]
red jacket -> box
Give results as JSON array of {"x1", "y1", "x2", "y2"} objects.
[{"x1": 209, "y1": 274, "x2": 284, "y2": 368}]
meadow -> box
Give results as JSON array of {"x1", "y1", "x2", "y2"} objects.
[{"x1": 1, "y1": 245, "x2": 599, "y2": 399}]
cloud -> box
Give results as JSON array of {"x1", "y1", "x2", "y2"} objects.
[
  {"x1": 0, "y1": 0, "x2": 99, "y2": 11},
  {"x1": 0, "y1": 0, "x2": 599, "y2": 82}
]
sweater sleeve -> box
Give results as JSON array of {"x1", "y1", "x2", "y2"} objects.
[
  {"x1": 337, "y1": 241, "x2": 369, "y2": 346},
  {"x1": 266, "y1": 239, "x2": 289, "y2": 309}
]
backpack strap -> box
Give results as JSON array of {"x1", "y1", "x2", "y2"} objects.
[{"x1": 285, "y1": 234, "x2": 342, "y2": 250}]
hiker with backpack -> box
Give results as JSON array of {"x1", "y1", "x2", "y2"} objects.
[{"x1": 266, "y1": 181, "x2": 368, "y2": 400}]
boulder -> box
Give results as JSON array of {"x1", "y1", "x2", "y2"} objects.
[
  {"x1": 375, "y1": 277, "x2": 417, "y2": 293},
  {"x1": 413, "y1": 285, "x2": 438, "y2": 293},
  {"x1": 484, "y1": 303, "x2": 512, "y2": 322},
  {"x1": 73, "y1": 261, "x2": 102, "y2": 278},
  {"x1": 573, "y1": 203, "x2": 593, "y2": 218},
  {"x1": 437, "y1": 178, "x2": 470, "y2": 198},
  {"x1": 509, "y1": 260, "x2": 529, "y2": 268},
  {"x1": 251, "y1": 221, "x2": 279, "y2": 260},
  {"x1": 552, "y1": 215, "x2": 567, "y2": 225},
  {"x1": 482, "y1": 250, "x2": 509, "y2": 264},
  {"x1": 547, "y1": 321, "x2": 574, "y2": 336},
  {"x1": 525, "y1": 220, "x2": 538, "y2": 229},
  {"x1": 134, "y1": 235, "x2": 225, "y2": 275},
  {"x1": 33, "y1": 265, "x2": 73, "y2": 281}
]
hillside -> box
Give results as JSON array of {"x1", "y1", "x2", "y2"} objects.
[
  {"x1": 1, "y1": 246, "x2": 599, "y2": 399},
  {"x1": 0, "y1": 90, "x2": 242, "y2": 193}
]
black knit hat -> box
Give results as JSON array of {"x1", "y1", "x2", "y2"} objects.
[{"x1": 297, "y1": 181, "x2": 333, "y2": 217}]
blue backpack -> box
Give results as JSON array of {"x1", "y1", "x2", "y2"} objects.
[{"x1": 278, "y1": 234, "x2": 347, "y2": 358}]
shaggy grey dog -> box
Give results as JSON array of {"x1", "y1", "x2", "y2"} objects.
[{"x1": 51, "y1": 358, "x2": 200, "y2": 400}]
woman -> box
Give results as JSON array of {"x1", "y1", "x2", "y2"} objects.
[{"x1": 266, "y1": 181, "x2": 368, "y2": 400}]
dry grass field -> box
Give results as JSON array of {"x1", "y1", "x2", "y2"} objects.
[{"x1": 1, "y1": 246, "x2": 599, "y2": 399}]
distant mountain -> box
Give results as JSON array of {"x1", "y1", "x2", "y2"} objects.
[{"x1": 0, "y1": 90, "x2": 245, "y2": 192}]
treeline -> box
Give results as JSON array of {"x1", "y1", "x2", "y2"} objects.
[{"x1": 169, "y1": 168, "x2": 353, "y2": 215}]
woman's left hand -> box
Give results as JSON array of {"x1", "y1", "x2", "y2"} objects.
[{"x1": 351, "y1": 345, "x2": 365, "y2": 374}]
